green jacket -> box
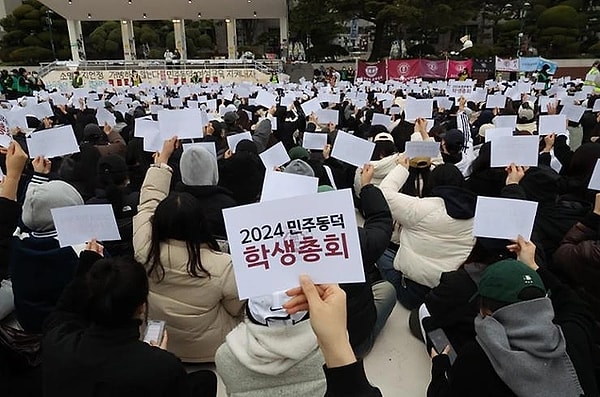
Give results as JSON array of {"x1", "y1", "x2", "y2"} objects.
[{"x1": 72, "y1": 75, "x2": 83, "y2": 88}]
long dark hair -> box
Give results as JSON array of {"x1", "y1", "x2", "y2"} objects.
[{"x1": 146, "y1": 192, "x2": 220, "y2": 282}]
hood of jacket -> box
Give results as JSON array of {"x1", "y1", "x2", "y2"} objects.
[
  {"x1": 431, "y1": 186, "x2": 476, "y2": 219},
  {"x1": 175, "y1": 182, "x2": 235, "y2": 200},
  {"x1": 224, "y1": 320, "x2": 318, "y2": 376}
]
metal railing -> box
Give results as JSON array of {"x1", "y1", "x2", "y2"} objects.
[{"x1": 38, "y1": 58, "x2": 282, "y2": 77}]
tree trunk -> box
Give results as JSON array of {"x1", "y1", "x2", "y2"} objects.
[{"x1": 368, "y1": 20, "x2": 388, "y2": 62}]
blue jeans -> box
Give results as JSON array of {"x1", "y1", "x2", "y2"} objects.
[
  {"x1": 376, "y1": 248, "x2": 431, "y2": 310},
  {"x1": 353, "y1": 280, "x2": 397, "y2": 358}
]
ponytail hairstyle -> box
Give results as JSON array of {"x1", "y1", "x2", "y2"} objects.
[
  {"x1": 86, "y1": 257, "x2": 149, "y2": 327},
  {"x1": 146, "y1": 192, "x2": 220, "y2": 282}
]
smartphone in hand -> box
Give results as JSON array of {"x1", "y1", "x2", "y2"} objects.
[
  {"x1": 143, "y1": 320, "x2": 166, "y2": 345},
  {"x1": 427, "y1": 328, "x2": 457, "y2": 365}
]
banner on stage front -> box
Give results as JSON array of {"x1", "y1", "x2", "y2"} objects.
[
  {"x1": 387, "y1": 60, "x2": 421, "y2": 80},
  {"x1": 356, "y1": 61, "x2": 387, "y2": 82}
]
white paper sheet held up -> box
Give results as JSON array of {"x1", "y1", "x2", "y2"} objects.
[
  {"x1": 96, "y1": 107, "x2": 116, "y2": 127},
  {"x1": 486, "y1": 94, "x2": 507, "y2": 109},
  {"x1": 490, "y1": 135, "x2": 539, "y2": 167},
  {"x1": 316, "y1": 109, "x2": 339, "y2": 125},
  {"x1": 303, "y1": 132, "x2": 328, "y2": 150},
  {"x1": 473, "y1": 196, "x2": 538, "y2": 240},
  {"x1": 404, "y1": 99, "x2": 433, "y2": 121},
  {"x1": 27, "y1": 125, "x2": 80, "y2": 158},
  {"x1": 300, "y1": 98, "x2": 322, "y2": 115},
  {"x1": 51, "y1": 204, "x2": 121, "y2": 247},
  {"x1": 371, "y1": 113, "x2": 392, "y2": 128},
  {"x1": 223, "y1": 188, "x2": 363, "y2": 298},
  {"x1": 255, "y1": 90, "x2": 277, "y2": 108},
  {"x1": 259, "y1": 142, "x2": 290, "y2": 169},
  {"x1": 158, "y1": 109, "x2": 205, "y2": 140},
  {"x1": 538, "y1": 115, "x2": 567, "y2": 135},
  {"x1": 588, "y1": 159, "x2": 600, "y2": 191},
  {"x1": 405, "y1": 141, "x2": 440, "y2": 159},
  {"x1": 260, "y1": 170, "x2": 318, "y2": 202},
  {"x1": 484, "y1": 128, "x2": 513, "y2": 143},
  {"x1": 227, "y1": 131, "x2": 253, "y2": 153},
  {"x1": 331, "y1": 131, "x2": 375, "y2": 168},
  {"x1": 493, "y1": 115, "x2": 517, "y2": 128}
]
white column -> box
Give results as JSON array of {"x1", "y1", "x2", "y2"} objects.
[
  {"x1": 67, "y1": 19, "x2": 86, "y2": 61},
  {"x1": 121, "y1": 20, "x2": 136, "y2": 60},
  {"x1": 226, "y1": 18, "x2": 237, "y2": 59},
  {"x1": 279, "y1": 16, "x2": 289, "y2": 45},
  {"x1": 173, "y1": 19, "x2": 187, "y2": 60},
  {"x1": 279, "y1": 16, "x2": 288, "y2": 62}
]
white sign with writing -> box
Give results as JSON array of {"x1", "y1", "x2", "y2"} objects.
[{"x1": 223, "y1": 188, "x2": 364, "y2": 299}]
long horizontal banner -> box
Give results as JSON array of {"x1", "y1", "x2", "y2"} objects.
[
  {"x1": 356, "y1": 59, "x2": 473, "y2": 81},
  {"x1": 495, "y1": 56, "x2": 558, "y2": 74}
]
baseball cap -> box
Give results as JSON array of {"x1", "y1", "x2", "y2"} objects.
[
  {"x1": 374, "y1": 132, "x2": 394, "y2": 142},
  {"x1": 440, "y1": 128, "x2": 464, "y2": 150},
  {"x1": 478, "y1": 259, "x2": 546, "y2": 305}
]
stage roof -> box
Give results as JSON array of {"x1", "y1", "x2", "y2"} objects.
[{"x1": 39, "y1": 0, "x2": 288, "y2": 21}]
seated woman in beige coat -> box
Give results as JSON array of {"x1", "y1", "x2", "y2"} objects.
[{"x1": 133, "y1": 136, "x2": 244, "y2": 363}]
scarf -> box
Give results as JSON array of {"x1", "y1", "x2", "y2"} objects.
[{"x1": 475, "y1": 298, "x2": 583, "y2": 397}]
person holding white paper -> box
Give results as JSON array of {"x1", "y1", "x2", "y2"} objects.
[
  {"x1": 86, "y1": 154, "x2": 139, "y2": 257},
  {"x1": 1, "y1": 143, "x2": 86, "y2": 333},
  {"x1": 173, "y1": 146, "x2": 237, "y2": 238},
  {"x1": 379, "y1": 159, "x2": 476, "y2": 309},
  {"x1": 429, "y1": 233, "x2": 600, "y2": 397},
  {"x1": 215, "y1": 292, "x2": 327, "y2": 397},
  {"x1": 219, "y1": 139, "x2": 266, "y2": 205},
  {"x1": 133, "y1": 136, "x2": 244, "y2": 363},
  {"x1": 42, "y1": 242, "x2": 219, "y2": 397}
]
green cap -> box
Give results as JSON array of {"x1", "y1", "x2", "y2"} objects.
[
  {"x1": 478, "y1": 259, "x2": 545, "y2": 304},
  {"x1": 289, "y1": 146, "x2": 310, "y2": 161}
]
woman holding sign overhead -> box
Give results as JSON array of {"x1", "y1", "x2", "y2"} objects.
[{"x1": 133, "y1": 136, "x2": 245, "y2": 363}]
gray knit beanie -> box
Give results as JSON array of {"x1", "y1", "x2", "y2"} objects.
[
  {"x1": 180, "y1": 146, "x2": 219, "y2": 186},
  {"x1": 284, "y1": 159, "x2": 315, "y2": 177},
  {"x1": 22, "y1": 181, "x2": 84, "y2": 232}
]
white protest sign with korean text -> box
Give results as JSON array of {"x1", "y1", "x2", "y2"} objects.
[
  {"x1": 27, "y1": 125, "x2": 80, "y2": 158},
  {"x1": 223, "y1": 188, "x2": 364, "y2": 299},
  {"x1": 473, "y1": 197, "x2": 538, "y2": 240},
  {"x1": 0, "y1": 113, "x2": 11, "y2": 148},
  {"x1": 51, "y1": 204, "x2": 121, "y2": 247}
]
